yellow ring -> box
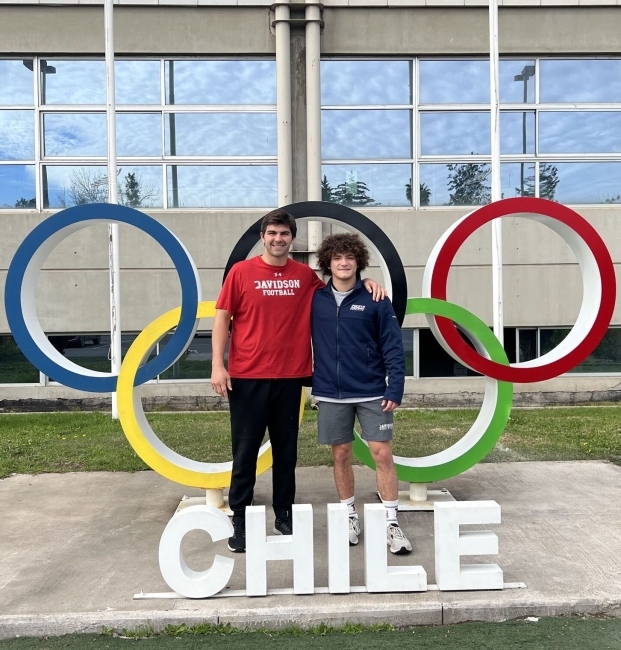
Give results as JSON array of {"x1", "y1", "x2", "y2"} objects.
[{"x1": 118, "y1": 300, "x2": 303, "y2": 489}]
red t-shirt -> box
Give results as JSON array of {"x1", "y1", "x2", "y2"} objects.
[{"x1": 216, "y1": 256, "x2": 325, "y2": 378}]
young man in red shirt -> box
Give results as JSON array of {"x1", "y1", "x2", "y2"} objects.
[{"x1": 211, "y1": 209, "x2": 383, "y2": 553}]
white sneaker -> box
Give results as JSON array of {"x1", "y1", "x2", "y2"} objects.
[
  {"x1": 348, "y1": 516, "x2": 360, "y2": 545},
  {"x1": 387, "y1": 523, "x2": 412, "y2": 555}
]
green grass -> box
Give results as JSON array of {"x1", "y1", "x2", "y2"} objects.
[
  {"x1": 0, "y1": 406, "x2": 620, "y2": 478},
  {"x1": 0, "y1": 618, "x2": 620, "y2": 649}
]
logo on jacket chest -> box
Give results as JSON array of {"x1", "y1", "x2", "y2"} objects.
[{"x1": 350, "y1": 305, "x2": 366, "y2": 312}]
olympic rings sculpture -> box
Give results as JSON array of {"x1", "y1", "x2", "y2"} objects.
[{"x1": 4, "y1": 198, "x2": 616, "y2": 487}]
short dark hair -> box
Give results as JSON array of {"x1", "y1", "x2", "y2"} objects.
[
  {"x1": 316, "y1": 233, "x2": 370, "y2": 276},
  {"x1": 260, "y1": 209, "x2": 297, "y2": 239}
]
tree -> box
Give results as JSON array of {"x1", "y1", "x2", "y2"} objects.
[
  {"x1": 516, "y1": 163, "x2": 559, "y2": 201},
  {"x1": 538, "y1": 164, "x2": 559, "y2": 201},
  {"x1": 321, "y1": 175, "x2": 334, "y2": 202},
  {"x1": 14, "y1": 197, "x2": 36, "y2": 208},
  {"x1": 330, "y1": 179, "x2": 376, "y2": 206},
  {"x1": 604, "y1": 194, "x2": 621, "y2": 204},
  {"x1": 446, "y1": 161, "x2": 491, "y2": 206},
  {"x1": 54, "y1": 168, "x2": 158, "y2": 208},
  {"x1": 67, "y1": 168, "x2": 108, "y2": 205},
  {"x1": 123, "y1": 172, "x2": 143, "y2": 208},
  {"x1": 405, "y1": 179, "x2": 431, "y2": 206}
]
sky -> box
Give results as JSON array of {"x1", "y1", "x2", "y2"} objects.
[{"x1": 1, "y1": 58, "x2": 621, "y2": 208}]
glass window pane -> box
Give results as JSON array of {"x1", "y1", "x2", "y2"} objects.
[
  {"x1": 420, "y1": 163, "x2": 491, "y2": 206},
  {"x1": 322, "y1": 110, "x2": 411, "y2": 160},
  {"x1": 0, "y1": 165, "x2": 36, "y2": 209},
  {"x1": 117, "y1": 113, "x2": 162, "y2": 157},
  {"x1": 539, "y1": 112, "x2": 621, "y2": 154},
  {"x1": 419, "y1": 60, "x2": 489, "y2": 104},
  {"x1": 167, "y1": 165, "x2": 277, "y2": 208},
  {"x1": 540, "y1": 59, "x2": 621, "y2": 103},
  {"x1": 501, "y1": 162, "x2": 536, "y2": 199},
  {"x1": 115, "y1": 61, "x2": 161, "y2": 105},
  {"x1": 402, "y1": 329, "x2": 414, "y2": 377},
  {"x1": 500, "y1": 111, "x2": 535, "y2": 154},
  {"x1": 420, "y1": 112, "x2": 490, "y2": 155},
  {"x1": 544, "y1": 328, "x2": 621, "y2": 373},
  {"x1": 518, "y1": 329, "x2": 537, "y2": 362},
  {"x1": 0, "y1": 110, "x2": 34, "y2": 160},
  {"x1": 165, "y1": 60, "x2": 276, "y2": 105},
  {"x1": 43, "y1": 165, "x2": 108, "y2": 208},
  {"x1": 165, "y1": 113, "x2": 276, "y2": 156},
  {"x1": 159, "y1": 333, "x2": 210, "y2": 380},
  {"x1": 419, "y1": 328, "x2": 480, "y2": 377},
  {"x1": 0, "y1": 60, "x2": 34, "y2": 105},
  {"x1": 48, "y1": 334, "x2": 157, "y2": 376},
  {"x1": 44, "y1": 113, "x2": 106, "y2": 157},
  {"x1": 543, "y1": 162, "x2": 621, "y2": 204},
  {"x1": 43, "y1": 60, "x2": 106, "y2": 105},
  {"x1": 321, "y1": 164, "x2": 411, "y2": 207},
  {"x1": 321, "y1": 60, "x2": 412, "y2": 106},
  {"x1": 500, "y1": 60, "x2": 535, "y2": 103},
  {"x1": 118, "y1": 166, "x2": 163, "y2": 208},
  {"x1": 540, "y1": 328, "x2": 569, "y2": 357},
  {"x1": 0, "y1": 336, "x2": 39, "y2": 383},
  {"x1": 49, "y1": 334, "x2": 110, "y2": 373}
]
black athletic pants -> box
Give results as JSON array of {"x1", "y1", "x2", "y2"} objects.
[{"x1": 227, "y1": 378, "x2": 303, "y2": 519}]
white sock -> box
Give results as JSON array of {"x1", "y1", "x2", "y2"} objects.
[
  {"x1": 341, "y1": 495, "x2": 357, "y2": 518},
  {"x1": 382, "y1": 499, "x2": 399, "y2": 526}
]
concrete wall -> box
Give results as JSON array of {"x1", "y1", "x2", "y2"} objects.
[
  {"x1": 3, "y1": 5, "x2": 620, "y2": 57},
  {"x1": 0, "y1": 6, "x2": 275, "y2": 55},
  {"x1": 1, "y1": 206, "x2": 620, "y2": 334},
  {"x1": 322, "y1": 7, "x2": 621, "y2": 55}
]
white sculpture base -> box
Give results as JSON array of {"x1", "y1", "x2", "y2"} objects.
[
  {"x1": 176, "y1": 489, "x2": 233, "y2": 516},
  {"x1": 378, "y1": 483, "x2": 456, "y2": 511}
]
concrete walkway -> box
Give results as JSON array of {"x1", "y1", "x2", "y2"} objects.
[{"x1": 0, "y1": 461, "x2": 620, "y2": 638}]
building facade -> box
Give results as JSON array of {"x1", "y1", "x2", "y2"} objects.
[{"x1": 1, "y1": 1, "x2": 621, "y2": 408}]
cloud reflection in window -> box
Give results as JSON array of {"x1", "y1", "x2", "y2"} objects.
[
  {"x1": 166, "y1": 165, "x2": 277, "y2": 208},
  {"x1": 0, "y1": 60, "x2": 34, "y2": 106},
  {"x1": 165, "y1": 61, "x2": 275, "y2": 105},
  {"x1": 165, "y1": 113, "x2": 276, "y2": 156}
]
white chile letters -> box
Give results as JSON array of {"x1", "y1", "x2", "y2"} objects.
[{"x1": 158, "y1": 501, "x2": 502, "y2": 598}]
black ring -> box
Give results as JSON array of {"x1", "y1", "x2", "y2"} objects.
[{"x1": 224, "y1": 201, "x2": 407, "y2": 325}]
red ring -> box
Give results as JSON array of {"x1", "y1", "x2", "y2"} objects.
[{"x1": 429, "y1": 197, "x2": 616, "y2": 383}]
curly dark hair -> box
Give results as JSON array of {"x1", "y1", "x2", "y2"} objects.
[{"x1": 316, "y1": 233, "x2": 369, "y2": 276}]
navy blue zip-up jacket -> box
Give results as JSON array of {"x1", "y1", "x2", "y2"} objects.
[{"x1": 311, "y1": 279, "x2": 406, "y2": 403}]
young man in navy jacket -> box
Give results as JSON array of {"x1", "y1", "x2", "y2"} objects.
[{"x1": 311, "y1": 234, "x2": 412, "y2": 554}]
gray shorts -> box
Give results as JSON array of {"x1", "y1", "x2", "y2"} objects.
[{"x1": 317, "y1": 399, "x2": 394, "y2": 445}]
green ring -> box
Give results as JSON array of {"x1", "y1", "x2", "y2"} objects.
[{"x1": 352, "y1": 297, "x2": 513, "y2": 483}]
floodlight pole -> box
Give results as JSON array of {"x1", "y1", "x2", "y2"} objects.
[
  {"x1": 105, "y1": 0, "x2": 122, "y2": 418},
  {"x1": 489, "y1": 0, "x2": 503, "y2": 345}
]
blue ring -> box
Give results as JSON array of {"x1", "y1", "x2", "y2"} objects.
[{"x1": 4, "y1": 203, "x2": 199, "y2": 393}]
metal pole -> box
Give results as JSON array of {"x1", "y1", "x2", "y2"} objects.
[
  {"x1": 489, "y1": 0, "x2": 503, "y2": 345},
  {"x1": 168, "y1": 61, "x2": 179, "y2": 208},
  {"x1": 105, "y1": 0, "x2": 122, "y2": 418},
  {"x1": 275, "y1": 3, "x2": 293, "y2": 206},
  {"x1": 520, "y1": 77, "x2": 527, "y2": 196},
  {"x1": 305, "y1": 2, "x2": 322, "y2": 267}
]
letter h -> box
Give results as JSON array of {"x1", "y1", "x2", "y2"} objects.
[{"x1": 245, "y1": 505, "x2": 314, "y2": 596}]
